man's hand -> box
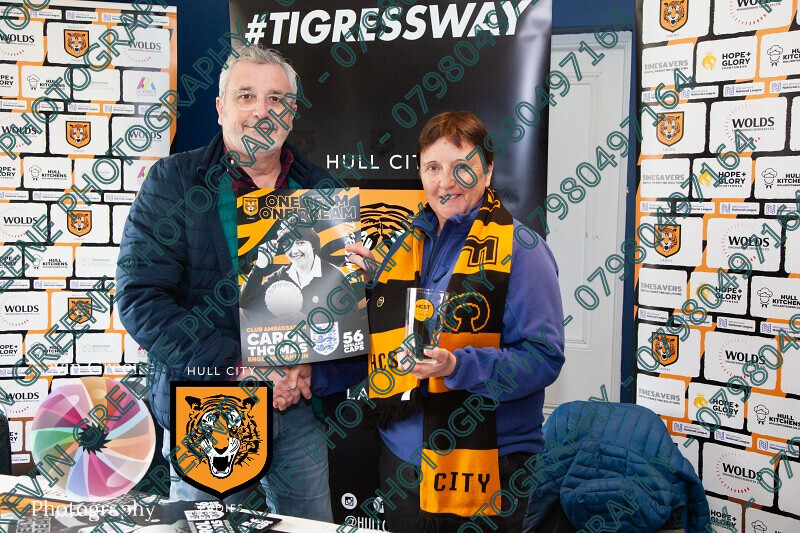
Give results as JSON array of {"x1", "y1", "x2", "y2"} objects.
[{"x1": 272, "y1": 364, "x2": 312, "y2": 411}]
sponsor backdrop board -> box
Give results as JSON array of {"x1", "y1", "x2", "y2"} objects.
[
  {"x1": 0, "y1": 0, "x2": 178, "y2": 473},
  {"x1": 636, "y1": 0, "x2": 800, "y2": 528}
]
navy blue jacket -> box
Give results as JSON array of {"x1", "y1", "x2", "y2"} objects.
[
  {"x1": 116, "y1": 132, "x2": 362, "y2": 429},
  {"x1": 525, "y1": 401, "x2": 711, "y2": 533}
]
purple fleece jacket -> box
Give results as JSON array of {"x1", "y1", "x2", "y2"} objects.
[{"x1": 379, "y1": 203, "x2": 566, "y2": 462}]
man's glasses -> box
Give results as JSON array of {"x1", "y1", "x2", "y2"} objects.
[{"x1": 227, "y1": 90, "x2": 293, "y2": 111}]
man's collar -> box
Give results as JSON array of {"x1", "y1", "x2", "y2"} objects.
[{"x1": 221, "y1": 144, "x2": 294, "y2": 187}]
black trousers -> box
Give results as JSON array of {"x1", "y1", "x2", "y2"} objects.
[{"x1": 379, "y1": 441, "x2": 533, "y2": 533}]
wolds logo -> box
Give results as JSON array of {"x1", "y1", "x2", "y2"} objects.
[
  {"x1": 171, "y1": 381, "x2": 271, "y2": 498},
  {"x1": 661, "y1": 0, "x2": 688, "y2": 32}
]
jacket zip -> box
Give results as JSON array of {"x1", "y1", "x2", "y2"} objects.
[{"x1": 421, "y1": 223, "x2": 451, "y2": 286}]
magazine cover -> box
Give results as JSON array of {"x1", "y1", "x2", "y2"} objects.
[{"x1": 237, "y1": 188, "x2": 370, "y2": 366}]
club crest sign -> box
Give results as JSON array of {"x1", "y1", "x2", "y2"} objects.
[
  {"x1": 67, "y1": 297, "x2": 93, "y2": 324},
  {"x1": 243, "y1": 197, "x2": 259, "y2": 216},
  {"x1": 171, "y1": 381, "x2": 271, "y2": 498},
  {"x1": 656, "y1": 113, "x2": 684, "y2": 147},
  {"x1": 652, "y1": 333, "x2": 679, "y2": 366},
  {"x1": 66, "y1": 120, "x2": 91, "y2": 148},
  {"x1": 660, "y1": 0, "x2": 688, "y2": 32},
  {"x1": 655, "y1": 224, "x2": 681, "y2": 258},
  {"x1": 67, "y1": 210, "x2": 92, "y2": 237},
  {"x1": 64, "y1": 29, "x2": 89, "y2": 57}
]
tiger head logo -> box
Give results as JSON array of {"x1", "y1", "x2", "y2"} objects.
[
  {"x1": 243, "y1": 197, "x2": 259, "y2": 217},
  {"x1": 67, "y1": 297, "x2": 93, "y2": 325},
  {"x1": 66, "y1": 121, "x2": 91, "y2": 149},
  {"x1": 656, "y1": 113, "x2": 684, "y2": 147},
  {"x1": 68, "y1": 210, "x2": 92, "y2": 237},
  {"x1": 184, "y1": 395, "x2": 260, "y2": 479},
  {"x1": 661, "y1": 0, "x2": 688, "y2": 32},
  {"x1": 652, "y1": 333, "x2": 679, "y2": 366},
  {"x1": 172, "y1": 382, "x2": 271, "y2": 499},
  {"x1": 64, "y1": 30, "x2": 89, "y2": 58},
  {"x1": 655, "y1": 224, "x2": 681, "y2": 257},
  {"x1": 361, "y1": 202, "x2": 416, "y2": 250}
]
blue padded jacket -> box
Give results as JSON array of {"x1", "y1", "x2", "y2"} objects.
[{"x1": 525, "y1": 401, "x2": 711, "y2": 533}]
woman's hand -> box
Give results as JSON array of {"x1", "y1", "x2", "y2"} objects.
[
  {"x1": 345, "y1": 243, "x2": 376, "y2": 282},
  {"x1": 399, "y1": 347, "x2": 457, "y2": 379}
]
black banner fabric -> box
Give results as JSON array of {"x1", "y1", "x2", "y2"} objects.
[{"x1": 227, "y1": 0, "x2": 551, "y2": 221}]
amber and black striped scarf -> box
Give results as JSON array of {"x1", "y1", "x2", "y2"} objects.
[{"x1": 367, "y1": 188, "x2": 513, "y2": 531}]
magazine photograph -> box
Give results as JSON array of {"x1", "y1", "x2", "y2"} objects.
[{"x1": 237, "y1": 188, "x2": 370, "y2": 366}]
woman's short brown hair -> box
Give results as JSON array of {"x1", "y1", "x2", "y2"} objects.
[{"x1": 416, "y1": 111, "x2": 494, "y2": 167}]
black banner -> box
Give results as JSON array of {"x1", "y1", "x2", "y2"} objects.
[{"x1": 228, "y1": 0, "x2": 551, "y2": 221}]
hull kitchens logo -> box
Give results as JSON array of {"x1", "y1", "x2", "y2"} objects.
[
  {"x1": 757, "y1": 288, "x2": 800, "y2": 313},
  {"x1": 660, "y1": 0, "x2": 688, "y2": 31},
  {"x1": 768, "y1": 45, "x2": 800, "y2": 68},
  {"x1": 171, "y1": 381, "x2": 272, "y2": 498}
]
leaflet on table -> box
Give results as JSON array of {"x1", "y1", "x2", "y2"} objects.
[{"x1": 237, "y1": 188, "x2": 370, "y2": 365}]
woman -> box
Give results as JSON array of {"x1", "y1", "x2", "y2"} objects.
[
  {"x1": 240, "y1": 226, "x2": 345, "y2": 323},
  {"x1": 347, "y1": 111, "x2": 565, "y2": 532}
]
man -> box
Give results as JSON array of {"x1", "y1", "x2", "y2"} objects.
[{"x1": 117, "y1": 45, "x2": 358, "y2": 520}]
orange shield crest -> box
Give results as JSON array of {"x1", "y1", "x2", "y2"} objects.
[
  {"x1": 655, "y1": 225, "x2": 681, "y2": 257},
  {"x1": 66, "y1": 121, "x2": 91, "y2": 148},
  {"x1": 243, "y1": 197, "x2": 259, "y2": 216},
  {"x1": 64, "y1": 29, "x2": 89, "y2": 58},
  {"x1": 660, "y1": 0, "x2": 688, "y2": 32},
  {"x1": 67, "y1": 297, "x2": 93, "y2": 324},
  {"x1": 68, "y1": 210, "x2": 92, "y2": 237},
  {"x1": 656, "y1": 113, "x2": 684, "y2": 147},
  {"x1": 652, "y1": 333, "x2": 679, "y2": 366},
  {"x1": 171, "y1": 381, "x2": 272, "y2": 499}
]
